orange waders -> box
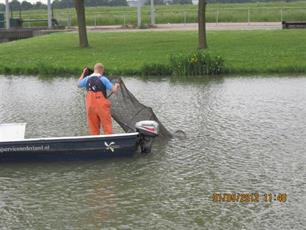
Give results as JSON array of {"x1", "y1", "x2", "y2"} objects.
[{"x1": 86, "y1": 91, "x2": 112, "y2": 135}]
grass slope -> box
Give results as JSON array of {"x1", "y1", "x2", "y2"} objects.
[{"x1": 0, "y1": 29, "x2": 305, "y2": 76}]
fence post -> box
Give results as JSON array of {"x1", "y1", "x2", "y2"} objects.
[
  {"x1": 47, "y1": 0, "x2": 52, "y2": 29},
  {"x1": 94, "y1": 15, "x2": 97, "y2": 27},
  {"x1": 216, "y1": 9, "x2": 219, "y2": 25},
  {"x1": 150, "y1": 0, "x2": 155, "y2": 25},
  {"x1": 248, "y1": 8, "x2": 250, "y2": 24},
  {"x1": 280, "y1": 9, "x2": 283, "y2": 22},
  {"x1": 67, "y1": 14, "x2": 71, "y2": 27},
  {"x1": 5, "y1": 0, "x2": 10, "y2": 29},
  {"x1": 184, "y1": 11, "x2": 186, "y2": 25},
  {"x1": 137, "y1": 3, "x2": 142, "y2": 28},
  {"x1": 123, "y1": 14, "x2": 126, "y2": 26}
]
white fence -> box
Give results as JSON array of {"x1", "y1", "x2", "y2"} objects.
[{"x1": 16, "y1": 7, "x2": 306, "y2": 28}]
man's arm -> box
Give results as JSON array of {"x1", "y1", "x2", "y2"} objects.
[
  {"x1": 78, "y1": 68, "x2": 89, "y2": 88},
  {"x1": 101, "y1": 77, "x2": 120, "y2": 93}
]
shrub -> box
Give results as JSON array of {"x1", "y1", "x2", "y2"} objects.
[{"x1": 170, "y1": 51, "x2": 224, "y2": 76}]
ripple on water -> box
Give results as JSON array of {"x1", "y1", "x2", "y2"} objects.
[{"x1": 0, "y1": 76, "x2": 306, "y2": 229}]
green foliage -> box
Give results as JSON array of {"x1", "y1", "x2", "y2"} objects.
[
  {"x1": 170, "y1": 51, "x2": 224, "y2": 76},
  {"x1": 140, "y1": 52, "x2": 224, "y2": 76}
]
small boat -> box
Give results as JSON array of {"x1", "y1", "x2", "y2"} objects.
[{"x1": 0, "y1": 121, "x2": 159, "y2": 162}]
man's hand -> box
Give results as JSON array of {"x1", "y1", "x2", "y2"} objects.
[
  {"x1": 78, "y1": 68, "x2": 89, "y2": 86},
  {"x1": 82, "y1": 67, "x2": 88, "y2": 76},
  {"x1": 82, "y1": 67, "x2": 92, "y2": 78},
  {"x1": 112, "y1": 83, "x2": 120, "y2": 93}
]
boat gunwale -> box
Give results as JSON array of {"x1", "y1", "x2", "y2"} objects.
[{"x1": 0, "y1": 132, "x2": 140, "y2": 144}]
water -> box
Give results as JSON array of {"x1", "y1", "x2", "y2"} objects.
[{"x1": 0, "y1": 76, "x2": 305, "y2": 229}]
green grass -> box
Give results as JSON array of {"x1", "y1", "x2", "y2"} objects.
[
  {"x1": 2, "y1": 1, "x2": 306, "y2": 27},
  {"x1": 0, "y1": 29, "x2": 306, "y2": 76}
]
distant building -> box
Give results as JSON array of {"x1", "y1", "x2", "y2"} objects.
[
  {"x1": 127, "y1": 0, "x2": 138, "y2": 7},
  {"x1": 163, "y1": 0, "x2": 173, "y2": 4},
  {"x1": 127, "y1": 0, "x2": 195, "y2": 7},
  {"x1": 127, "y1": 0, "x2": 146, "y2": 7},
  {"x1": 192, "y1": 0, "x2": 198, "y2": 5}
]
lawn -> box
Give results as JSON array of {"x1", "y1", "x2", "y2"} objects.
[{"x1": 0, "y1": 29, "x2": 305, "y2": 76}]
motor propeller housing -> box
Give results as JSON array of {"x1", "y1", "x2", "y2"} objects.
[{"x1": 135, "y1": 121, "x2": 159, "y2": 153}]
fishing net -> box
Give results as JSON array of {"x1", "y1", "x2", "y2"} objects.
[{"x1": 109, "y1": 78, "x2": 173, "y2": 139}]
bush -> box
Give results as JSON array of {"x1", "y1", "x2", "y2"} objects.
[
  {"x1": 140, "y1": 52, "x2": 225, "y2": 77},
  {"x1": 170, "y1": 51, "x2": 225, "y2": 76}
]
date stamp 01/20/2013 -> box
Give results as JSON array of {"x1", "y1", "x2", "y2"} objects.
[{"x1": 212, "y1": 192, "x2": 287, "y2": 203}]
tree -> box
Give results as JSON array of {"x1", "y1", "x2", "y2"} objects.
[
  {"x1": 21, "y1": 1, "x2": 33, "y2": 10},
  {"x1": 0, "y1": 4, "x2": 5, "y2": 11},
  {"x1": 9, "y1": 0, "x2": 21, "y2": 11},
  {"x1": 33, "y1": 1, "x2": 47, "y2": 9},
  {"x1": 198, "y1": 0, "x2": 208, "y2": 49},
  {"x1": 74, "y1": 0, "x2": 89, "y2": 48}
]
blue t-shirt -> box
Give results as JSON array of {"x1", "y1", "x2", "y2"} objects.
[{"x1": 78, "y1": 74, "x2": 113, "y2": 90}]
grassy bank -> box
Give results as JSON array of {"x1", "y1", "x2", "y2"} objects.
[
  {"x1": 0, "y1": 29, "x2": 306, "y2": 76},
  {"x1": 2, "y1": 2, "x2": 306, "y2": 27}
]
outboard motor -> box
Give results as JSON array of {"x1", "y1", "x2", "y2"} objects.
[{"x1": 135, "y1": 121, "x2": 159, "y2": 153}]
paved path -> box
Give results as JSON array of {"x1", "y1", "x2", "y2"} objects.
[{"x1": 86, "y1": 22, "x2": 282, "y2": 32}]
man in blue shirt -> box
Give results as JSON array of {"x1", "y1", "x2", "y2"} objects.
[{"x1": 78, "y1": 63, "x2": 120, "y2": 135}]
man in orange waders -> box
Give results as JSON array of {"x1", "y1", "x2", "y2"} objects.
[{"x1": 78, "y1": 63, "x2": 120, "y2": 135}]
